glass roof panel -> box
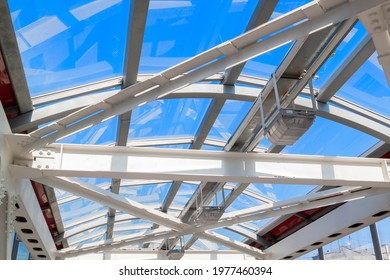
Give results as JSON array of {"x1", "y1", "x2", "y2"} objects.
[
  {"x1": 9, "y1": 0, "x2": 130, "y2": 96},
  {"x1": 201, "y1": 145, "x2": 224, "y2": 151},
  {"x1": 283, "y1": 116, "x2": 379, "y2": 157},
  {"x1": 272, "y1": 0, "x2": 312, "y2": 16},
  {"x1": 54, "y1": 188, "x2": 73, "y2": 202},
  {"x1": 212, "y1": 228, "x2": 247, "y2": 243},
  {"x1": 152, "y1": 144, "x2": 191, "y2": 149},
  {"x1": 241, "y1": 43, "x2": 293, "y2": 79},
  {"x1": 61, "y1": 201, "x2": 107, "y2": 229},
  {"x1": 170, "y1": 182, "x2": 197, "y2": 211},
  {"x1": 246, "y1": 217, "x2": 274, "y2": 229},
  {"x1": 67, "y1": 227, "x2": 106, "y2": 247},
  {"x1": 114, "y1": 219, "x2": 152, "y2": 232},
  {"x1": 196, "y1": 238, "x2": 229, "y2": 251},
  {"x1": 128, "y1": 98, "x2": 211, "y2": 140},
  {"x1": 251, "y1": 183, "x2": 316, "y2": 202},
  {"x1": 139, "y1": 0, "x2": 259, "y2": 73},
  {"x1": 59, "y1": 178, "x2": 111, "y2": 228},
  {"x1": 335, "y1": 52, "x2": 390, "y2": 118},
  {"x1": 259, "y1": 116, "x2": 379, "y2": 201},
  {"x1": 208, "y1": 100, "x2": 252, "y2": 141},
  {"x1": 6, "y1": 0, "x2": 390, "y2": 259},
  {"x1": 112, "y1": 219, "x2": 153, "y2": 240},
  {"x1": 313, "y1": 21, "x2": 369, "y2": 88},
  {"x1": 224, "y1": 193, "x2": 264, "y2": 212},
  {"x1": 58, "y1": 116, "x2": 118, "y2": 144},
  {"x1": 112, "y1": 229, "x2": 149, "y2": 239},
  {"x1": 119, "y1": 182, "x2": 171, "y2": 207}
]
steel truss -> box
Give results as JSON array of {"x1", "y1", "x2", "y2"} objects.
[{"x1": 1, "y1": 0, "x2": 390, "y2": 260}]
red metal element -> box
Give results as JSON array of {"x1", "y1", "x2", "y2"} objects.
[
  {"x1": 267, "y1": 215, "x2": 305, "y2": 237},
  {"x1": 30, "y1": 180, "x2": 62, "y2": 249},
  {"x1": 259, "y1": 207, "x2": 327, "y2": 245},
  {"x1": 42, "y1": 208, "x2": 56, "y2": 230},
  {"x1": 0, "y1": 52, "x2": 15, "y2": 109},
  {"x1": 1, "y1": 47, "x2": 63, "y2": 250},
  {"x1": 2, "y1": 47, "x2": 63, "y2": 250},
  {"x1": 30, "y1": 181, "x2": 49, "y2": 208},
  {"x1": 250, "y1": 151, "x2": 390, "y2": 250}
]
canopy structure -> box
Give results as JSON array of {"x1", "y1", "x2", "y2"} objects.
[{"x1": 1, "y1": 0, "x2": 390, "y2": 260}]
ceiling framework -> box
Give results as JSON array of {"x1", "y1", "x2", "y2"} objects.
[
  {"x1": 1, "y1": 0, "x2": 390, "y2": 260},
  {"x1": 21, "y1": 0, "x2": 387, "y2": 152},
  {"x1": 9, "y1": 143, "x2": 390, "y2": 187}
]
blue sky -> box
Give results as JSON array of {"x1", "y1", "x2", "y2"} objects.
[{"x1": 7, "y1": 0, "x2": 390, "y2": 255}]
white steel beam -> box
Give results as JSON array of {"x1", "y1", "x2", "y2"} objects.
[
  {"x1": 330, "y1": 96, "x2": 390, "y2": 127},
  {"x1": 109, "y1": 0, "x2": 151, "y2": 235},
  {"x1": 0, "y1": 104, "x2": 10, "y2": 259},
  {"x1": 13, "y1": 181, "x2": 58, "y2": 259},
  {"x1": 358, "y1": 2, "x2": 390, "y2": 86},
  {"x1": 191, "y1": 188, "x2": 387, "y2": 235},
  {"x1": 1, "y1": 104, "x2": 56, "y2": 259},
  {"x1": 123, "y1": 0, "x2": 150, "y2": 87},
  {"x1": 30, "y1": 73, "x2": 225, "y2": 108},
  {"x1": 199, "y1": 231, "x2": 266, "y2": 259},
  {"x1": 221, "y1": 187, "x2": 377, "y2": 222},
  {"x1": 13, "y1": 82, "x2": 389, "y2": 144},
  {"x1": 30, "y1": 176, "x2": 188, "y2": 232},
  {"x1": 161, "y1": 181, "x2": 183, "y2": 213},
  {"x1": 264, "y1": 191, "x2": 390, "y2": 259},
  {"x1": 295, "y1": 97, "x2": 390, "y2": 143},
  {"x1": 10, "y1": 84, "x2": 260, "y2": 133},
  {"x1": 191, "y1": 98, "x2": 226, "y2": 150},
  {"x1": 23, "y1": 0, "x2": 387, "y2": 151},
  {"x1": 225, "y1": 225, "x2": 265, "y2": 245},
  {"x1": 31, "y1": 77, "x2": 122, "y2": 107},
  {"x1": 10, "y1": 90, "x2": 118, "y2": 133},
  {"x1": 11, "y1": 144, "x2": 390, "y2": 188}
]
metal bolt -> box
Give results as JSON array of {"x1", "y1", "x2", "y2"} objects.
[
  {"x1": 39, "y1": 151, "x2": 43, "y2": 155},
  {"x1": 47, "y1": 151, "x2": 51, "y2": 156},
  {"x1": 37, "y1": 165, "x2": 41, "y2": 168},
  {"x1": 45, "y1": 165, "x2": 49, "y2": 169}
]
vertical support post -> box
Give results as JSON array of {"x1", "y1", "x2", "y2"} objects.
[
  {"x1": 308, "y1": 78, "x2": 317, "y2": 111},
  {"x1": 11, "y1": 233, "x2": 19, "y2": 260},
  {"x1": 0, "y1": 192, "x2": 7, "y2": 260},
  {"x1": 370, "y1": 223, "x2": 383, "y2": 260},
  {"x1": 103, "y1": 252, "x2": 111, "y2": 260},
  {"x1": 318, "y1": 247, "x2": 325, "y2": 260},
  {"x1": 272, "y1": 72, "x2": 281, "y2": 110},
  {"x1": 0, "y1": 191, "x2": 12, "y2": 260},
  {"x1": 259, "y1": 93, "x2": 266, "y2": 130}
]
